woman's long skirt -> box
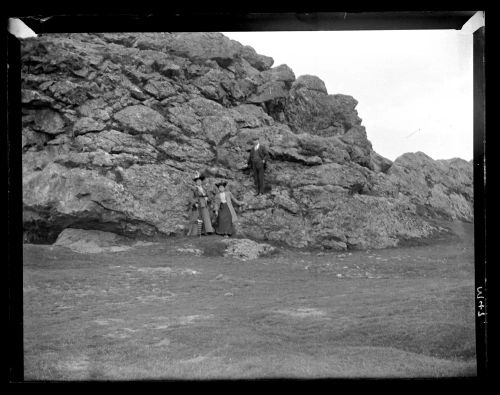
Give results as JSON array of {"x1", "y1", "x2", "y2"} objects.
[
  {"x1": 187, "y1": 206, "x2": 214, "y2": 236},
  {"x1": 199, "y1": 206, "x2": 214, "y2": 234},
  {"x1": 216, "y1": 203, "x2": 235, "y2": 236},
  {"x1": 187, "y1": 208, "x2": 201, "y2": 236}
]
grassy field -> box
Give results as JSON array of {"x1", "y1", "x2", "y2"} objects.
[{"x1": 22, "y1": 221, "x2": 476, "y2": 380}]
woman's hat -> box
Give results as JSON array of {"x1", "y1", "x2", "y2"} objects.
[
  {"x1": 193, "y1": 172, "x2": 205, "y2": 181},
  {"x1": 215, "y1": 180, "x2": 227, "y2": 187}
]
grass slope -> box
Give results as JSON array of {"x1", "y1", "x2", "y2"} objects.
[{"x1": 22, "y1": 221, "x2": 476, "y2": 380}]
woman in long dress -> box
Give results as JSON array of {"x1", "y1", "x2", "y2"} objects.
[
  {"x1": 213, "y1": 181, "x2": 244, "y2": 237},
  {"x1": 187, "y1": 174, "x2": 214, "y2": 236}
]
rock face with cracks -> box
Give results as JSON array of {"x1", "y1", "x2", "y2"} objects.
[{"x1": 21, "y1": 33, "x2": 473, "y2": 250}]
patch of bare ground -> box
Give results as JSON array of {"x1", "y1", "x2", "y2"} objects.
[{"x1": 22, "y1": 220, "x2": 476, "y2": 379}]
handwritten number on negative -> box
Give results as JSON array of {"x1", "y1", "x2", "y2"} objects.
[{"x1": 477, "y1": 286, "x2": 486, "y2": 317}]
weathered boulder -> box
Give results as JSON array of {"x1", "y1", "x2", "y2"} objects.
[
  {"x1": 73, "y1": 117, "x2": 106, "y2": 135},
  {"x1": 239, "y1": 45, "x2": 274, "y2": 71},
  {"x1": 231, "y1": 104, "x2": 274, "y2": 128},
  {"x1": 158, "y1": 138, "x2": 215, "y2": 163},
  {"x1": 285, "y1": 76, "x2": 361, "y2": 133},
  {"x1": 338, "y1": 125, "x2": 373, "y2": 168},
  {"x1": 22, "y1": 128, "x2": 50, "y2": 149},
  {"x1": 23, "y1": 160, "x2": 193, "y2": 240},
  {"x1": 143, "y1": 78, "x2": 177, "y2": 100},
  {"x1": 76, "y1": 98, "x2": 111, "y2": 121},
  {"x1": 167, "y1": 32, "x2": 274, "y2": 71},
  {"x1": 292, "y1": 74, "x2": 328, "y2": 93},
  {"x1": 247, "y1": 64, "x2": 296, "y2": 104},
  {"x1": 31, "y1": 109, "x2": 66, "y2": 135},
  {"x1": 192, "y1": 68, "x2": 235, "y2": 103},
  {"x1": 54, "y1": 228, "x2": 135, "y2": 253},
  {"x1": 113, "y1": 105, "x2": 166, "y2": 134},
  {"x1": 370, "y1": 151, "x2": 393, "y2": 173},
  {"x1": 22, "y1": 89, "x2": 55, "y2": 106},
  {"x1": 201, "y1": 116, "x2": 238, "y2": 145},
  {"x1": 385, "y1": 152, "x2": 473, "y2": 221},
  {"x1": 221, "y1": 238, "x2": 277, "y2": 261},
  {"x1": 73, "y1": 129, "x2": 158, "y2": 164},
  {"x1": 48, "y1": 80, "x2": 90, "y2": 106}
]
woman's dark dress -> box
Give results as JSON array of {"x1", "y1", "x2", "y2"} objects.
[{"x1": 216, "y1": 203, "x2": 235, "y2": 235}]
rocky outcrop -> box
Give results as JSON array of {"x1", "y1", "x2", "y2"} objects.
[
  {"x1": 385, "y1": 152, "x2": 474, "y2": 221},
  {"x1": 21, "y1": 33, "x2": 473, "y2": 249}
]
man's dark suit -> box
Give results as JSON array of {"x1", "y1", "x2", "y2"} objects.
[{"x1": 247, "y1": 144, "x2": 269, "y2": 194}]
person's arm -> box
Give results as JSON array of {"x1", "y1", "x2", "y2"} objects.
[
  {"x1": 190, "y1": 188, "x2": 199, "y2": 208},
  {"x1": 206, "y1": 188, "x2": 214, "y2": 208},
  {"x1": 213, "y1": 194, "x2": 221, "y2": 215},
  {"x1": 198, "y1": 187, "x2": 209, "y2": 207},
  {"x1": 262, "y1": 145, "x2": 270, "y2": 162},
  {"x1": 229, "y1": 192, "x2": 244, "y2": 206}
]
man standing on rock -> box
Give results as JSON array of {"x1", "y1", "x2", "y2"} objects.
[{"x1": 247, "y1": 136, "x2": 269, "y2": 196}]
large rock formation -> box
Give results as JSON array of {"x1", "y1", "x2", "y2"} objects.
[{"x1": 21, "y1": 32, "x2": 473, "y2": 249}]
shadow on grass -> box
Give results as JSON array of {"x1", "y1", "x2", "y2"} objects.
[{"x1": 202, "y1": 241, "x2": 228, "y2": 257}]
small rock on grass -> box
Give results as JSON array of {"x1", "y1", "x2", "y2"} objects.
[
  {"x1": 176, "y1": 247, "x2": 203, "y2": 256},
  {"x1": 221, "y1": 238, "x2": 276, "y2": 261}
]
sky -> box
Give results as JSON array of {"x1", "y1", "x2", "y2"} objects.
[{"x1": 222, "y1": 29, "x2": 475, "y2": 162}]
